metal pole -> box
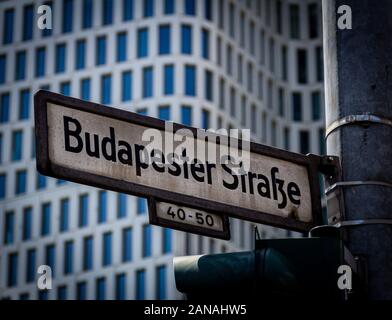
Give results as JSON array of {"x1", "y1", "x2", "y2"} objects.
[{"x1": 323, "y1": 0, "x2": 392, "y2": 299}]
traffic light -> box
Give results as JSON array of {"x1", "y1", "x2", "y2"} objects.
[{"x1": 174, "y1": 227, "x2": 365, "y2": 300}]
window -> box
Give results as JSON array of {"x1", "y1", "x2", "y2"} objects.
[
  {"x1": 123, "y1": 0, "x2": 134, "y2": 21},
  {"x1": 163, "y1": 65, "x2": 174, "y2": 95},
  {"x1": 46, "y1": 244, "x2": 55, "y2": 276},
  {"x1": 76, "y1": 40, "x2": 86, "y2": 70},
  {"x1": 117, "y1": 33, "x2": 127, "y2": 63},
  {"x1": 64, "y1": 240, "x2": 74, "y2": 274},
  {"x1": 58, "y1": 286, "x2": 67, "y2": 300},
  {"x1": 218, "y1": 0, "x2": 224, "y2": 29},
  {"x1": 308, "y1": 3, "x2": 319, "y2": 38},
  {"x1": 62, "y1": 0, "x2": 73, "y2": 33},
  {"x1": 278, "y1": 88, "x2": 285, "y2": 117},
  {"x1": 55, "y1": 44, "x2": 66, "y2": 73},
  {"x1": 77, "y1": 282, "x2": 87, "y2": 300},
  {"x1": 0, "y1": 55, "x2": 6, "y2": 84},
  {"x1": 164, "y1": 0, "x2": 175, "y2": 14},
  {"x1": 292, "y1": 93, "x2": 302, "y2": 121},
  {"x1": 60, "y1": 81, "x2": 71, "y2": 96},
  {"x1": 250, "y1": 21, "x2": 255, "y2": 55},
  {"x1": 181, "y1": 25, "x2": 192, "y2": 54},
  {"x1": 19, "y1": 89, "x2": 30, "y2": 120},
  {"x1": 26, "y1": 249, "x2": 36, "y2": 283},
  {"x1": 103, "y1": 232, "x2": 112, "y2": 266},
  {"x1": 16, "y1": 170, "x2": 27, "y2": 195},
  {"x1": 116, "y1": 274, "x2": 126, "y2": 300},
  {"x1": 81, "y1": 78, "x2": 90, "y2": 101},
  {"x1": 300, "y1": 131, "x2": 310, "y2": 154},
  {"x1": 227, "y1": 46, "x2": 233, "y2": 75},
  {"x1": 142, "y1": 225, "x2": 152, "y2": 257},
  {"x1": 230, "y1": 87, "x2": 236, "y2": 117},
  {"x1": 0, "y1": 93, "x2": 9, "y2": 123},
  {"x1": 0, "y1": 173, "x2": 5, "y2": 199},
  {"x1": 282, "y1": 46, "x2": 288, "y2": 81},
  {"x1": 159, "y1": 25, "x2": 171, "y2": 55},
  {"x1": 269, "y1": 38, "x2": 275, "y2": 73},
  {"x1": 37, "y1": 173, "x2": 47, "y2": 189},
  {"x1": 312, "y1": 91, "x2": 321, "y2": 120},
  {"x1": 15, "y1": 51, "x2": 26, "y2": 81},
  {"x1": 185, "y1": 65, "x2": 196, "y2": 96},
  {"x1": 12, "y1": 130, "x2": 23, "y2": 161},
  {"x1": 158, "y1": 106, "x2": 170, "y2": 120},
  {"x1": 229, "y1": 4, "x2": 235, "y2": 39},
  {"x1": 38, "y1": 290, "x2": 49, "y2": 300},
  {"x1": 3, "y1": 9, "x2": 14, "y2": 44},
  {"x1": 118, "y1": 194, "x2": 127, "y2": 218},
  {"x1": 83, "y1": 236, "x2": 93, "y2": 271},
  {"x1": 79, "y1": 194, "x2": 89, "y2": 227},
  {"x1": 101, "y1": 74, "x2": 112, "y2": 104},
  {"x1": 284, "y1": 128, "x2": 290, "y2": 151},
  {"x1": 102, "y1": 0, "x2": 113, "y2": 25},
  {"x1": 8, "y1": 253, "x2": 18, "y2": 287},
  {"x1": 23, "y1": 207, "x2": 32, "y2": 240},
  {"x1": 41, "y1": 203, "x2": 51, "y2": 236},
  {"x1": 219, "y1": 78, "x2": 225, "y2": 110},
  {"x1": 251, "y1": 104, "x2": 257, "y2": 133},
  {"x1": 20, "y1": 293, "x2": 29, "y2": 300},
  {"x1": 297, "y1": 49, "x2": 308, "y2": 84},
  {"x1": 201, "y1": 29, "x2": 209, "y2": 59},
  {"x1": 35, "y1": 47, "x2": 46, "y2": 77},
  {"x1": 144, "y1": 0, "x2": 154, "y2": 17},
  {"x1": 96, "y1": 278, "x2": 106, "y2": 300},
  {"x1": 0, "y1": 134, "x2": 2, "y2": 164},
  {"x1": 316, "y1": 46, "x2": 324, "y2": 81},
  {"x1": 319, "y1": 128, "x2": 326, "y2": 155},
  {"x1": 98, "y1": 190, "x2": 107, "y2": 223},
  {"x1": 205, "y1": 0, "x2": 212, "y2": 20},
  {"x1": 205, "y1": 70, "x2": 213, "y2": 101},
  {"x1": 4, "y1": 211, "x2": 14, "y2": 245},
  {"x1": 82, "y1": 0, "x2": 93, "y2": 29},
  {"x1": 96, "y1": 36, "x2": 106, "y2": 65},
  {"x1": 122, "y1": 227, "x2": 132, "y2": 262},
  {"x1": 137, "y1": 28, "x2": 148, "y2": 58},
  {"x1": 142, "y1": 67, "x2": 153, "y2": 98},
  {"x1": 23, "y1": 5, "x2": 34, "y2": 41},
  {"x1": 290, "y1": 4, "x2": 300, "y2": 39},
  {"x1": 137, "y1": 197, "x2": 146, "y2": 214},
  {"x1": 162, "y1": 229, "x2": 172, "y2": 253},
  {"x1": 136, "y1": 269, "x2": 146, "y2": 300},
  {"x1": 181, "y1": 105, "x2": 192, "y2": 125},
  {"x1": 185, "y1": 0, "x2": 196, "y2": 15},
  {"x1": 156, "y1": 265, "x2": 166, "y2": 299},
  {"x1": 60, "y1": 198, "x2": 69, "y2": 232},
  {"x1": 241, "y1": 96, "x2": 246, "y2": 126},
  {"x1": 122, "y1": 71, "x2": 132, "y2": 101},
  {"x1": 137, "y1": 109, "x2": 147, "y2": 115}
]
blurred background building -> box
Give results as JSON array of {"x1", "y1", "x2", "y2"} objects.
[{"x1": 0, "y1": 0, "x2": 324, "y2": 300}]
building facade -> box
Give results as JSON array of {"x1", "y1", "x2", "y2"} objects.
[{"x1": 0, "y1": 0, "x2": 324, "y2": 300}]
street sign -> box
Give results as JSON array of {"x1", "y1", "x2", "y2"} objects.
[
  {"x1": 34, "y1": 90, "x2": 323, "y2": 232},
  {"x1": 148, "y1": 198, "x2": 230, "y2": 240}
]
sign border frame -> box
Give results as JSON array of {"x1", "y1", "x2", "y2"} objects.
[{"x1": 34, "y1": 90, "x2": 323, "y2": 232}]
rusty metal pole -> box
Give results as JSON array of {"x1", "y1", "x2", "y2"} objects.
[{"x1": 322, "y1": 0, "x2": 392, "y2": 299}]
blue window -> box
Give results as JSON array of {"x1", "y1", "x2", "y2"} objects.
[
  {"x1": 23, "y1": 207, "x2": 32, "y2": 240},
  {"x1": 142, "y1": 67, "x2": 153, "y2": 98},
  {"x1": 38, "y1": 290, "x2": 49, "y2": 300},
  {"x1": 35, "y1": 47, "x2": 46, "y2": 77},
  {"x1": 26, "y1": 249, "x2": 36, "y2": 283},
  {"x1": 8, "y1": 253, "x2": 18, "y2": 287},
  {"x1": 20, "y1": 293, "x2": 29, "y2": 300},
  {"x1": 64, "y1": 241, "x2": 74, "y2": 274},
  {"x1": 55, "y1": 44, "x2": 66, "y2": 73},
  {"x1": 181, "y1": 25, "x2": 192, "y2": 54},
  {"x1": 82, "y1": 0, "x2": 93, "y2": 29},
  {"x1": 300, "y1": 131, "x2": 310, "y2": 154},
  {"x1": 118, "y1": 193, "x2": 127, "y2": 218},
  {"x1": 142, "y1": 225, "x2": 152, "y2": 257},
  {"x1": 19, "y1": 89, "x2": 30, "y2": 120},
  {"x1": 103, "y1": 232, "x2": 112, "y2": 266},
  {"x1": 181, "y1": 105, "x2": 192, "y2": 125},
  {"x1": 137, "y1": 109, "x2": 147, "y2": 116},
  {"x1": 185, "y1": 65, "x2": 196, "y2": 96},
  {"x1": 202, "y1": 29, "x2": 209, "y2": 59},
  {"x1": 77, "y1": 282, "x2": 87, "y2": 300},
  {"x1": 185, "y1": 0, "x2": 196, "y2": 15},
  {"x1": 312, "y1": 91, "x2": 321, "y2": 120},
  {"x1": 37, "y1": 173, "x2": 47, "y2": 189},
  {"x1": 0, "y1": 134, "x2": 2, "y2": 164},
  {"x1": 202, "y1": 109, "x2": 210, "y2": 129},
  {"x1": 98, "y1": 191, "x2": 107, "y2": 223},
  {"x1": 101, "y1": 74, "x2": 111, "y2": 104},
  {"x1": 136, "y1": 269, "x2": 146, "y2": 300},
  {"x1": 205, "y1": 70, "x2": 213, "y2": 101},
  {"x1": 144, "y1": 0, "x2": 154, "y2": 17},
  {"x1": 79, "y1": 194, "x2": 89, "y2": 227},
  {"x1": 62, "y1": 0, "x2": 73, "y2": 33},
  {"x1": 116, "y1": 274, "x2": 126, "y2": 300},
  {"x1": 96, "y1": 36, "x2": 106, "y2": 65},
  {"x1": 42, "y1": 1, "x2": 53, "y2": 37},
  {"x1": 102, "y1": 0, "x2": 113, "y2": 25},
  {"x1": 162, "y1": 228, "x2": 172, "y2": 253},
  {"x1": 81, "y1": 78, "x2": 90, "y2": 101},
  {"x1": 122, "y1": 71, "x2": 132, "y2": 102},
  {"x1": 159, "y1": 25, "x2": 171, "y2": 55},
  {"x1": 117, "y1": 32, "x2": 127, "y2": 62},
  {"x1": 58, "y1": 286, "x2": 67, "y2": 300},
  {"x1": 292, "y1": 92, "x2": 302, "y2": 121},
  {"x1": 164, "y1": 0, "x2": 175, "y2": 14},
  {"x1": 41, "y1": 203, "x2": 51, "y2": 236},
  {"x1": 122, "y1": 227, "x2": 132, "y2": 262},
  {"x1": 23, "y1": 5, "x2": 34, "y2": 41},
  {"x1": 205, "y1": 0, "x2": 212, "y2": 20},
  {"x1": 15, "y1": 51, "x2": 26, "y2": 81},
  {"x1": 60, "y1": 82, "x2": 71, "y2": 96},
  {"x1": 12, "y1": 130, "x2": 23, "y2": 161},
  {"x1": 4, "y1": 211, "x2": 14, "y2": 245},
  {"x1": 45, "y1": 244, "x2": 55, "y2": 276},
  {"x1": 0, "y1": 55, "x2": 6, "y2": 84},
  {"x1": 60, "y1": 198, "x2": 69, "y2": 232},
  {"x1": 0, "y1": 174, "x2": 5, "y2": 199},
  {"x1": 156, "y1": 265, "x2": 167, "y2": 299},
  {"x1": 137, "y1": 197, "x2": 146, "y2": 214},
  {"x1": 76, "y1": 40, "x2": 86, "y2": 70},
  {"x1": 123, "y1": 0, "x2": 134, "y2": 21},
  {"x1": 83, "y1": 236, "x2": 93, "y2": 271},
  {"x1": 0, "y1": 93, "x2": 10, "y2": 123},
  {"x1": 158, "y1": 106, "x2": 170, "y2": 120},
  {"x1": 163, "y1": 65, "x2": 174, "y2": 95},
  {"x1": 137, "y1": 28, "x2": 148, "y2": 58},
  {"x1": 96, "y1": 278, "x2": 106, "y2": 300},
  {"x1": 3, "y1": 9, "x2": 14, "y2": 45}
]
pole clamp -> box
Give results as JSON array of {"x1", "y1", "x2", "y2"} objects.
[
  {"x1": 325, "y1": 180, "x2": 392, "y2": 195},
  {"x1": 326, "y1": 113, "x2": 392, "y2": 138},
  {"x1": 334, "y1": 219, "x2": 392, "y2": 228}
]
